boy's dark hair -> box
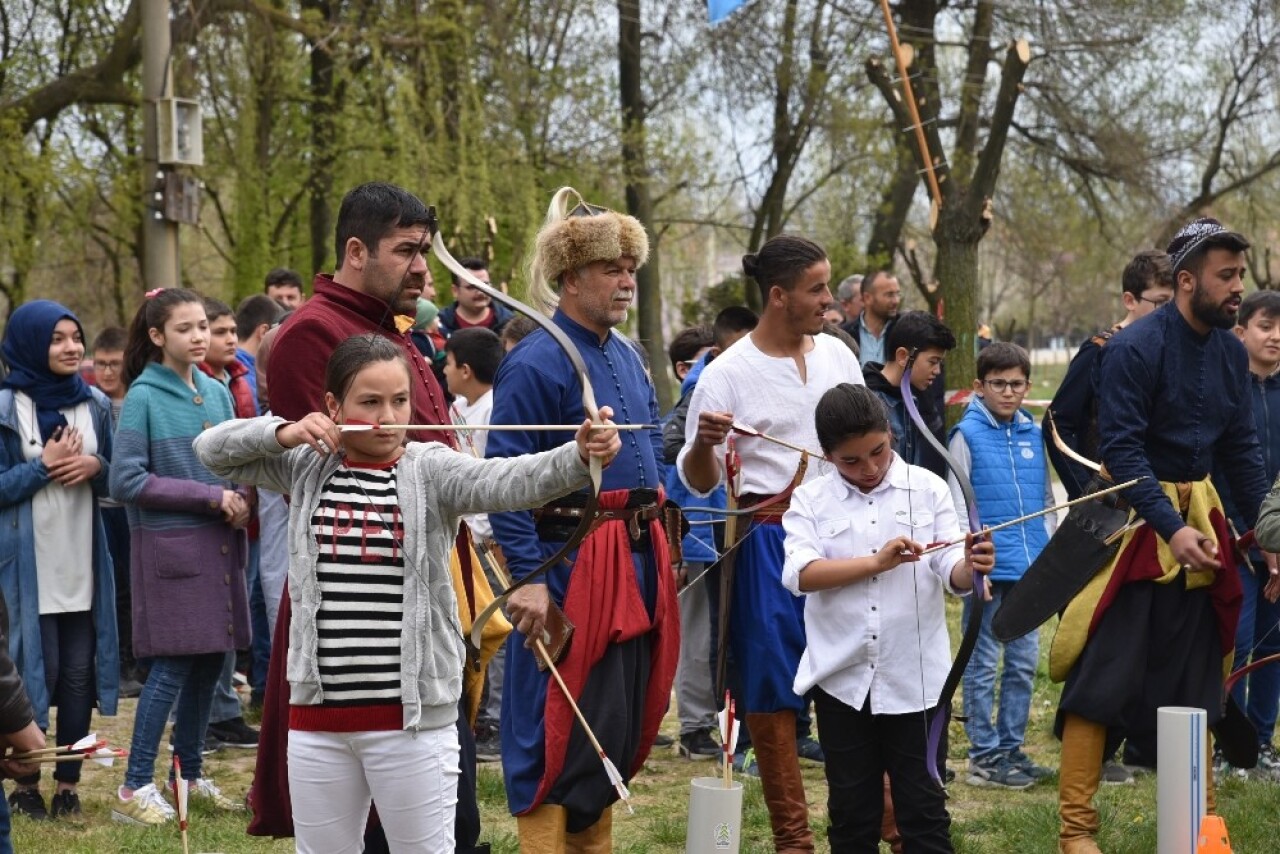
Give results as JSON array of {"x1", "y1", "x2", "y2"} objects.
[
  {"x1": 334, "y1": 182, "x2": 434, "y2": 270},
  {"x1": 668, "y1": 325, "x2": 714, "y2": 373},
  {"x1": 325, "y1": 334, "x2": 411, "y2": 401},
  {"x1": 976, "y1": 341, "x2": 1031, "y2": 380},
  {"x1": 742, "y1": 235, "x2": 827, "y2": 304},
  {"x1": 500, "y1": 314, "x2": 538, "y2": 349},
  {"x1": 203, "y1": 297, "x2": 233, "y2": 325},
  {"x1": 1237, "y1": 290, "x2": 1280, "y2": 328},
  {"x1": 235, "y1": 294, "x2": 286, "y2": 340},
  {"x1": 885, "y1": 310, "x2": 957, "y2": 357},
  {"x1": 814, "y1": 383, "x2": 890, "y2": 453},
  {"x1": 124, "y1": 288, "x2": 205, "y2": 385},
  {"x1": 264, "y1": 268, "x2": 303, "y2": 290},
  {"x1": 444, "y1": 327, "x2": 504, "y2": 385},
  {"x1": 92, "y1": 326, "x2": 127, "y2": 353},
  {"x1": 1121, "y1": 250, "x2": 1173, "y2": 298},
  {"x1": 450, "y1": 257, "x2": 487, "y2": 286},
  {"x1": 712, "y1": 306, "x2": 758, "y2": 349}
]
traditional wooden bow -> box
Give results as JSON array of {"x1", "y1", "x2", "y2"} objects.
[
  {"x1": 901, "y1": 349, "x2": 984, "y2": 788},
  {"x1": 429, "y1": 224, "x2": 607, "y2": 652}
]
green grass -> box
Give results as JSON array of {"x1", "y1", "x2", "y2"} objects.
[{"x1": 12, "y1": 612, "x2": 1279, "y2": 852}]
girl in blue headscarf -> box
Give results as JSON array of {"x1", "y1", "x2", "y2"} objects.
[{"x1": 0, "y1": 300, "x2": 119, "y2": 823}]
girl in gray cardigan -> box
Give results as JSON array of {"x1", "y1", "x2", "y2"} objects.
[{"x1": 193, "y1": 334, "x2": 619, "y2": 853}]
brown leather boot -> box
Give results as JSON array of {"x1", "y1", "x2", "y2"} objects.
[
  {"x1": 565, "y1": 807, "x2": 612, "y2": 853},
  {"x1": 881, "y1": 773, "x2": 904, "y2": 854},
  {"x1": 1058, "y1": 713, "x2": 1105, "y2": 854},
  {"x1": 517, "y1": 803, "x2": 568, "y2": 854},
  {"x1": 745, "y1": 711, "x2": 814, "y2": 854}
]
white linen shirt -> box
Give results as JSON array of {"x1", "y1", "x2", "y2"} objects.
[
  {"x1": 677, "y1": 333, "x2": 863, "y2": 497},
  {"x1": 452, "y1": 389, "x2": 495, "y2": 541},
  {"x1": 782, "y1": 454, "x2": 969, "y2": 714}
]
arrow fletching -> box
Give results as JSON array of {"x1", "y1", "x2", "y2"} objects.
[{"x1": 601, "y1": 754, "x2": 633, "y2": 814}]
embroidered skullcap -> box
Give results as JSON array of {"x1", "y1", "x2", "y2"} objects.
[{"x1": 1166, "y1": 217, "x2": 1248, "y2": 274}]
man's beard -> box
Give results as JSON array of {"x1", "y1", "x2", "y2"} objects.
[{"x1": 1190, "y1": 282, "x2": 1236, "y2": 330}]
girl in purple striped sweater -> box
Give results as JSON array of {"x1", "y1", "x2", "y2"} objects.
[{"x1": 108, "y1": 288, "x2": 248, "y2": 826}]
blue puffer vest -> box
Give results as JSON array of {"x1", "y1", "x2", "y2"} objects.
[{"x1": 950, "y1": 396, "x2": 1049, "y2": 582}]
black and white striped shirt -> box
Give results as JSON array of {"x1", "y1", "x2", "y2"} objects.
[{"x1": 310, "y1": 462, "x2": 404, "y2": 706}]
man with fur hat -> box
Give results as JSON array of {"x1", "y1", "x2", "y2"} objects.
[
  {"x1": 1053, "y1": 218, "x2": 1269, "y2": 853},
  {"x1": 486, "y1": 188, "x2": 679, "y2": 850}
]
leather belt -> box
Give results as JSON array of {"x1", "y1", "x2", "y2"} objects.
[
  {"x1": 738, "y1": 492, "x2": 791, "y2": 524},
  {"x1": 536, "y1": 504, "x2": 661, "y2": 543}
]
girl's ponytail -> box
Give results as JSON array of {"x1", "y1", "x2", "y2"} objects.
[{"x1": 123, "y1": 287, "x2": 203, "y2": 386}]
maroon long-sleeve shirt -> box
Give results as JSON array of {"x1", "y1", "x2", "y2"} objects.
[{"x1": 267, "y1": 274, "x2": 455, "y2": 447}]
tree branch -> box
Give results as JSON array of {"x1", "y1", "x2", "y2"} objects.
[{"x1": 970, "y1": 39, "x2": 1030, "y2": 201}]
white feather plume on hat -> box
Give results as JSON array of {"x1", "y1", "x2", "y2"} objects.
[{"x1": 527, "y1": 188, "x2": 649, "y2": 313}]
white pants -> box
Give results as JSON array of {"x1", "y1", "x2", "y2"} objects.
[{"x1": 288, "y1": 726, "x2": 460, "y2": 853}]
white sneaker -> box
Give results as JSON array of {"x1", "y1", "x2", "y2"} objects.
[
  {"x1": 188, "y1": 777, "x2": 244, "y2": 811},
  {"x1": 112, "y1": 783, "x2": 176, "y2": 826}
]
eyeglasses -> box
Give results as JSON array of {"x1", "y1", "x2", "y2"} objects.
[
  {"x1": 95, "y1": 360, "x2": 123, "y2": 373},
  {"x1": 1139, "y1": 295, "x2": 1171, "y2": 307},
  {"x1": 984, "y1": 379, "x2": 1029, "y2": 393}
]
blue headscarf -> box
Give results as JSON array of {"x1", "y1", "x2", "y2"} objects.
[{"x1": 1, "y1": 300, "x2": 93, "y2": 443}]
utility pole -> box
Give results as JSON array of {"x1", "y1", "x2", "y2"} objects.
[{"x1": 141, "y1": 0, "x2": 179, "y2": 289}]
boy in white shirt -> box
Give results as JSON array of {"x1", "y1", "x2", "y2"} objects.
[
  {"x1": 442, "y1": 326, "x2": 505, "y2": 760},
  {"x1": 782, "y1": 383, "x2": 993, "y2": 852}
]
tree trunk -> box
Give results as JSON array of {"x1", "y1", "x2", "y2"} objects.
[
  {"x1": 618, "y1": 0, "x2": 670, "y2": 410},
  {"x1": 932, "y1": 201, "x2": 984, "y2": 427},
  {"x1": 305, "y1": 0, "x2": 336, "y2": 276}
]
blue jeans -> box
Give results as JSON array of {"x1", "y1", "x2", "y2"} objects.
[
  {"x1": 1229, "y1": 559, "x2": 1280, "y2": 743},
  {"x1": 125, "y1": 652, "x2": 224, "y2": 790},
  {"x1": 0, "y1": 786, "x2": 11, "y2": 854},
  {"x1": 961, "y1": 582, "x2": 1038, "y2": 760},
  {"x1": 246, "y1": 540, "x2": 270, "y2": 697},
  {"x1": 210, "y1": 650, "x2": 241, "y2": 724}
]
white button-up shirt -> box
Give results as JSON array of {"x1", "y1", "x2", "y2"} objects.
[{"x1": 782, "y1": 454, "x2": 969, "y2": 714}]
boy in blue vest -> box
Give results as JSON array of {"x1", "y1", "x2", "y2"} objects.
[{"x1": 947, "y1": 342, "x2": 1056, "y2": 789}]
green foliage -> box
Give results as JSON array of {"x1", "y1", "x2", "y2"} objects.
[{"x1": 680, "y1": 275, "x2": 747, "y2": 328}]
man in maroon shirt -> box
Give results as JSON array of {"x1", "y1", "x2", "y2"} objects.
[
  {"x1": 256, "y1": 182, "x2": 489, "y2": 854},
  {"x1": 268, "y1": 184, "x2": 453, "y2": 443}
]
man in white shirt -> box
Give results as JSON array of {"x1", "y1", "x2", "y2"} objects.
[{"x1": 679, "y1": 234, "x2": 862, "y2": 854}]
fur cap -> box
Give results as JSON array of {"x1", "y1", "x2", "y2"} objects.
[{"x1": 534, "y1": 208, "x2": 650, "y2": 284}]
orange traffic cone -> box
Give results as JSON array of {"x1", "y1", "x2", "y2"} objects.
[{"x1": 1196, "y1": 815, "x2": 1233, "y2": 853}]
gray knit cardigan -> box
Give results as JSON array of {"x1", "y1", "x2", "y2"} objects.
[{"x1": 193, "y1": 415, "x2": 591, "y2": 731}]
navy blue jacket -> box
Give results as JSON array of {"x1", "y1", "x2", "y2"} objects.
[
  {"x1": 864, "y1": 363, "x2": 947, "y2": 479},
  {"x1": 1215, "y1": 369, "x2": 1280, "y2": 537},
  {"x1": 1098, "y1": 303, "x2": 1267, "y2": 542},
  {"x1": 1045, "y1": 329, "x2": 1119, "y2": 499}
]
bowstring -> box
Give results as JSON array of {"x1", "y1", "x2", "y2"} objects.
[{"x1": 905, "y1": 427, "x2": 932, "y2": 784}]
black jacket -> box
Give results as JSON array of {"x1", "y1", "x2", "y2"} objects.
[
  {"x1": 864, "y1": 363, "x2": 948, "y2": 479},
  {"x1": 0, "y1": 591, "x2": 34, "y2": 735}
]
